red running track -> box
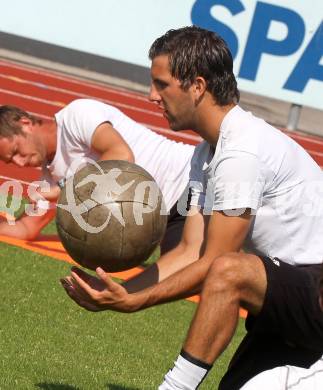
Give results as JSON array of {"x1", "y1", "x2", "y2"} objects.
[{"x1": 0, "y1": 58, "x2": 322, "y2": 190}]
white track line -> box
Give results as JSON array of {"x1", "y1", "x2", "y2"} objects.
[
  {"x1": 307, "y1": 150, "x2": 323, "y2": 157},
  {"x1": 284, "y1": 131, "x2": 323, "y2": 146},
  {"x1": 0, "y1": 59, "x2": 149, "y2": 101},
  {"x1": 0, "y1": 175, "x2": 36, "y2": 187},
  {"x1": 0, "y1": 81, "x2": 163, "y2": 118},
  {"x1": 0, "y1": 88, "x2": 65, "y2": 108}
]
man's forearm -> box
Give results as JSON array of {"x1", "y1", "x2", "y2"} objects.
[
  {"x1": 0, "y1": 209, "x2": 55, "y2": 240},
  {"x1": 123, "y1": 243, "x2": 201, "y2": 293},
  {"x1": 127, "y1": 256, "x2": 214, "y2": 312},
  {"x1": 0, "y1": 219, "x2": 30, "y2": 239}
]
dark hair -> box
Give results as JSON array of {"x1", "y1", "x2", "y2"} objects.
[
  {"x1": 149, "y1": 26, "x2": 239, "y2": 105},
  {"x1": 0, "y1": 105, "x2": 40, "y2": 138}
]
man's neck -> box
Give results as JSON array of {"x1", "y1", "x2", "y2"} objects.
[{"x1": 195, "y1": 103, "x2": 236, "y2": 146}]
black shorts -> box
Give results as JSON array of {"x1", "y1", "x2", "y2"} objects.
[
  {"x1": 219, "y1": 256, "x2": 323, "y2": 390},
  {"x1": 160, "y1": 201, "x2": 186, "y2": 254},
  {"x1": 248, "y1": 256, "x2": 323, "y2": 350}
]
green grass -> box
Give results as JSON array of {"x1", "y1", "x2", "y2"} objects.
[
  {"x1": 40, "y1": 219, "x2": 58, "y2": 235},
  {"x1": 0, "y1": 221, "x2": 246, "y2": 389}
]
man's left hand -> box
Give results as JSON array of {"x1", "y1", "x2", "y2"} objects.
[{"x1": 60, "y1": 267, "x2": 136, "y2": 313}]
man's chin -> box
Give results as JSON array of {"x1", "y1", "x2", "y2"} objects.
[
  {"x1": 165, "y1": 115, "x2": 189, "y2": 132},
  {"x1": 168, "y1": 121, "x2": 184, "y2": 132}
]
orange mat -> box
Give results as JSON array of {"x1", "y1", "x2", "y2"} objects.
[{"x1": 0, "y1": 233, "x2": 246, "y2": 318}]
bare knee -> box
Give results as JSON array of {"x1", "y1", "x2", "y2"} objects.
[
  {"x1": 203, "y1": 253, "x2": 244, "y2": 291},
  {"x1": 202, "y1": 253, "x2": 267, "y2": 314}
]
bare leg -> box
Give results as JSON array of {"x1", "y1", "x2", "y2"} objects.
[{"x1": 183, "y1": 253, "x2": 267, "y2": 364}]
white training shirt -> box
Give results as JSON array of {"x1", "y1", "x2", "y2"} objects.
[
  {"x1": 44, "y1": 99, "x2": 194, "y2": 211},
  {"x1": 189, "y1": 105, "x2": 323, "y2": 265}
]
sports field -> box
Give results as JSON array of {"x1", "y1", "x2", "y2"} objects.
[{"x1": 0, "y1": 59, "x2": 322, "y2": 389}]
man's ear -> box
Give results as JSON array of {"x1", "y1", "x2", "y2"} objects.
[
  {"x1": 18, "y1": 117, "x2": 33, "y2": 133},
  {"x1": 192, "y1": 76, "x2": 207, "y2": 102}
]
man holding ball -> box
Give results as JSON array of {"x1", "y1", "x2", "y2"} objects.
[{"x1": 61, "y1": 27, "x2": 323, "y2": 389}]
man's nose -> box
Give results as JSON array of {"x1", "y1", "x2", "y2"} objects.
[
  {"x1": 12, "y1": 155, "x2": 26, "y2": 167},
  {"x1": 149, "y1": 85, "x2": 161, "y2": 103}
]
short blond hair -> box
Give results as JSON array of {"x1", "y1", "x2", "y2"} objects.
[{"x1": 0, "y1": 105, "x2": 40, "y2": 138}]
